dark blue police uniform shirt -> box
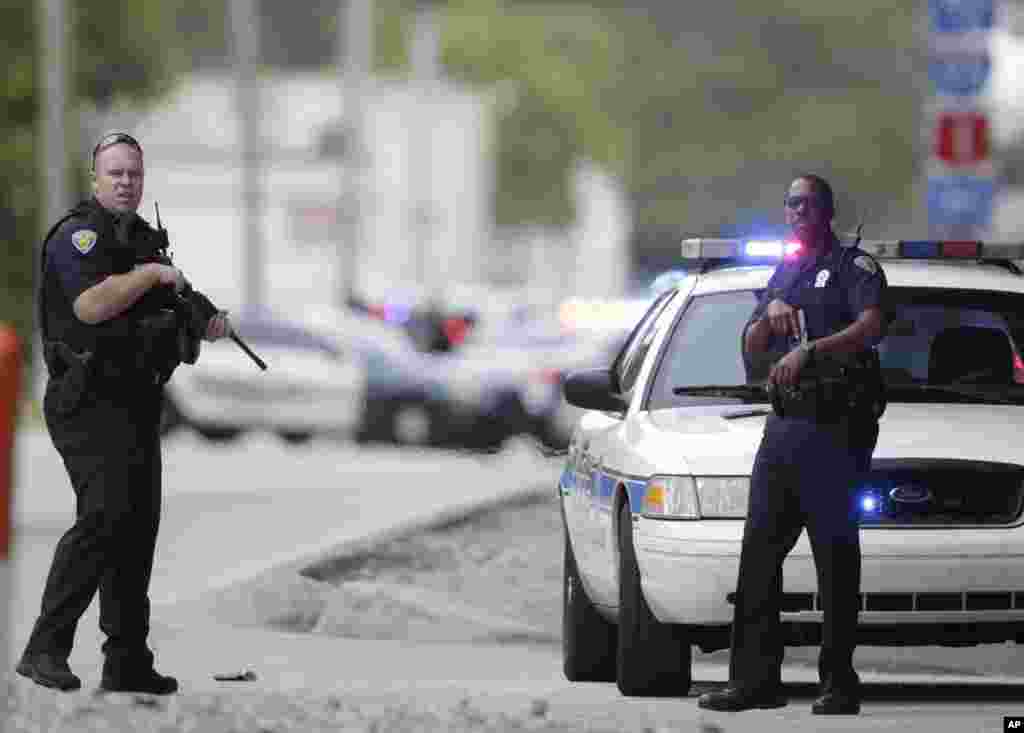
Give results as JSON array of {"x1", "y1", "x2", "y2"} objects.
[
  {"x1": 48, "y1": 216, "x2": 120, "y2": 306},
  {"x1": 748, "y1": 238, "x2": 887, "y2": 355}
]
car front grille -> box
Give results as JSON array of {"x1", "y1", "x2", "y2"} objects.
[{"x1": 856, "y1": 459, "x2": 1024, "y2": 527}]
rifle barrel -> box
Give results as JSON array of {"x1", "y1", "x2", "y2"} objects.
[{"x1": 230, "y1": 332, "x2": 267, "y2": 370}]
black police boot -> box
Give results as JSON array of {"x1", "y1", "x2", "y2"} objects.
[
  {"x1": 100, "y1": 663, "x2": 178, "y2": 695},
  {"x1": 697, "y1": 685, "x2": 788, "y2": 712},
  {"x1": 16, "y1": 654, "x2": 82, "y2": 691}
]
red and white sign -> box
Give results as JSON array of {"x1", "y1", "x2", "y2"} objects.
[{"x1": 933, "y1": 110, "x2": 990, "y2": 166}]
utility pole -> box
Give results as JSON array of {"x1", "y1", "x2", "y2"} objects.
[
  {"x1": 37, "y1": 0, "x2": 71, "y2": 400},
  {"x1": 337, "y1": 0, "x2": 373, "y2": 308},
  {"x1": 41, "y1": 0, "x2": 71, "y2": 227},
  {"x1": 229, "y1": 0, "x2": 264, "y2": 317},
  {"x1": 410, "y1": 4, "x2": 440, "y2": 302}
]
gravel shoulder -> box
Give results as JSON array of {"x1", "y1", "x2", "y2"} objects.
[
  {"x1": 5, "y1": 487, "x2": 582, "y2": 733},
  {"x1": 5, "y1": 682, "x2": 627, "y2": 733},
  {"x1": 297, "y1": 489, "x2": 564, "y2": 645}
]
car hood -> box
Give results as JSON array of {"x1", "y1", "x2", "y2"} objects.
[{"x1": 639, "y1": 403, "x2": 1024, "y2": 475}]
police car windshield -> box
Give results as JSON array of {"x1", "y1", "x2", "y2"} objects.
[{"x1": 647, "y1": 287, "x2": 1024, "y2": 409}]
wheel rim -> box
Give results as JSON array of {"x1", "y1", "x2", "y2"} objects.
[{"x1": 393, "y1": 405, "x2": 431, "y2": 445}]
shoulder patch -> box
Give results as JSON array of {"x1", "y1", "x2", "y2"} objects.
[
  {"x1": 853, "y1": 255, "x2": 877, "y2": 274},
  {"x1": 71, "y1": 229, "x2": 98, "y2": 255}
]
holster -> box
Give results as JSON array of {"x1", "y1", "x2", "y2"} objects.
[
  {"x1": 770, "y1": 356, "x2": 886, "y2": 423},
  {"x1": 43, "y1": 341, "x2": 94, "y2": 416}
]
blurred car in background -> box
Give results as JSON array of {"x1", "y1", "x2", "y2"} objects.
[
  {"x1": 347, "y1": 294, "x2": 477, "y2": 354},
  {"x1": 160, "y1": 308, "x2": 368, "y2": 444},
  {"x1": 441, "y1": 296, "x2": 648, "y2": 452},
  {"x1": 159, "y1": 291, "x2": 649, "y2": 452},
  {"x1": 304, "y1": 306, "x2": 462, "y2": 447}
]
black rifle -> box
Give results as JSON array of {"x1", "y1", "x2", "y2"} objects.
[{"x1": 148, "y1": 203, "x2": 267, "y2": 371}]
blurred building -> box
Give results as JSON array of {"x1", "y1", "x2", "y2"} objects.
[
  {"x1": 987, "y1": 0, "x2": 1024, "y2": 238},
  {"x1": 86, "y1": 72, "x2": 630, "y2": 316}
]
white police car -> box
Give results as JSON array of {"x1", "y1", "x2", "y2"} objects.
[
  {"x1": 162, "y1": 307, "x2": 367, "y2": 444},
  {"x1": 559, "y1": 237, "x2": 1024, "y2": 696}
]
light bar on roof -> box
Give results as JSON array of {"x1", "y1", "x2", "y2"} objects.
[
  {"x1": 744, "y1": 240, "x2": 802, "y2": 257},
  {"x1": 858, "y1": 240, "x2": 986, "y2": 259},
  {"x1": 682, "y1": 237, "x2": 1024, "y2": 262}
]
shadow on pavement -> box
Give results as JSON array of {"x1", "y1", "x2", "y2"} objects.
[{"x1": 693, "y1": 680, "x2": 1024, "y2": 702}]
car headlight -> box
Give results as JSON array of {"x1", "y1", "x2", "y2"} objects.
[
  {"x1": 642, "y1": 475, "x2": 749, "y2": 519},
  {"x1": 694, "y1": 476, "x2": 750, "y2": 518}
]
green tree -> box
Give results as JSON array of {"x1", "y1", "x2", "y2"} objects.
[{"x1": 441, "y1": 0, "x2": 629, "y2": 226}]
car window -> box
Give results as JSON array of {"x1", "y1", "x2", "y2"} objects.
[
  {"x1": 645, "y1": 286, "x2": 1024, "y2": 410},
  {"x1": 647, "y1": 290, "x2": 758, "y2": 408},
  {"x1": 614, "y1": 290, "x2": 678, "y2": 394},
  {"x1": 877, "y1": 288, "x2": 1024, "y2": 386}
]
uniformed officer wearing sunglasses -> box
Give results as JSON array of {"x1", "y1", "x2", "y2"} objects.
[{"x1": 698, "y1": 174, "x2": 887, "y2": 716}]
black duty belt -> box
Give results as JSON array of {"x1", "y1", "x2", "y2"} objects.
[{"x1": 768, "y1": 361, "x2": 885, "y2": 423}]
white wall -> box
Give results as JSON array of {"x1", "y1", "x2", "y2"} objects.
[{"x1": 126, "y1": 73, "x2": 492, "y2": 314}]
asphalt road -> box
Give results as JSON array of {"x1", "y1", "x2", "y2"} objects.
[{"x1": 7, "y1": 428, "x2": 1024, "y2": 732}]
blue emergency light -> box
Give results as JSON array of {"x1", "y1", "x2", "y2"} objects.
[{"x1": 857, "y1": 489, "x2": 885, "y2": 517}]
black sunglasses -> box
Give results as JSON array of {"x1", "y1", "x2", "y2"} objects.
[
  {"x1": 92, "y1": 133, "x2": 142, "y2": 168},
  {"x1": 784, "y1": 194, "x2": 822, "y2": 210}
]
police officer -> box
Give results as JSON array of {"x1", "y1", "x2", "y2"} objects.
[
  {"x1": 16, "y1": 133, "x2": 231, "y2": 694},
  {"x1": 697, "y1": 174, "x2": 887, "y2": 715}
]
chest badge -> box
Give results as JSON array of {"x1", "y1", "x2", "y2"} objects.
[
  {"x1": 71, "y1": 229, "x2": 98, "y2": 254},
  {"x1": 814, "y1": 269, "x2": 831, "y2": 288}
]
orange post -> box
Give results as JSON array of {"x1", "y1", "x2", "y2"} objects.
[
  {"x1": 0, "y1": 324, "x2": 18, "y2": 680},
  {"x1": 0, "y1": 325, "x2": 20, "y2": 562}
]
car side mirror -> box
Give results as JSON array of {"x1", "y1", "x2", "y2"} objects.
[{"x1": 563, "y1": 368, "x2": 627, "y2": 412}]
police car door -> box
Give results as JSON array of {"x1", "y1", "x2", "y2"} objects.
[{"x1": 573, "y1": 289, "x2": 682, "y2": 607}]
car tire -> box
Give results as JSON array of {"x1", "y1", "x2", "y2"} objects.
[
  {"x1": 195, "y1": 423, "x2": 243, "y2": 442},
  {"x1": 562, "y1": 526, "x2": 617, "y2": 682},
  {"x1": 616, "y1": 502, "x2": 692, "y2": 697},
  {"x1": 279, "y1": 430, "x2": 313, "y2": 445},
  {"x1": 535, "y1": 417, "x2": 570, "y2": 453}
]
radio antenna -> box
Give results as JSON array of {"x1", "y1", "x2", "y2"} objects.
[{"x1": 855, "y1": 210, "x2": 866, "y2": 246}]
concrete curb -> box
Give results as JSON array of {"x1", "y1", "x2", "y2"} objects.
[{"x1": 156, "y1": 485, "x2": 555, "y2": 630}]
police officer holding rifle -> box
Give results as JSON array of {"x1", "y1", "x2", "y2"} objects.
[
  {"x1": 697, "y1": 174, "x2": 887, "y2": 715},
  {"x1": 18, "y1": 132, "x2": 261, "y2": 695}
]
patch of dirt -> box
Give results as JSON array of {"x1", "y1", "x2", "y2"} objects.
[{"x1": 293, "y1": 489, "x2": 565, "y2": 644}]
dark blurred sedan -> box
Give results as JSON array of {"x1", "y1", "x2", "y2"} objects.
[
  {"x1": 440, "y1": 300, "x2": 643, "y2": 452},
  {"x1": 301, "y1": 306, "x2": 464, "y2": 448}
]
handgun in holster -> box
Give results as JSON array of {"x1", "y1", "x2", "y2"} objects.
[
  {"x1": 43, "y1": 341, "x2": 94, "y2": 416},
  {"x1": 768, "y1": 310, "x2": 885, "y2": 423}
]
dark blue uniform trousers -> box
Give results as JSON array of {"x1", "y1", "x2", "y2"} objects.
[
  {"x1": 727, "y1": 414, "x2": 877, "y2": 692},
  {"x1": 25, "y1": 381, "x2": 164, "y2": 672}
]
